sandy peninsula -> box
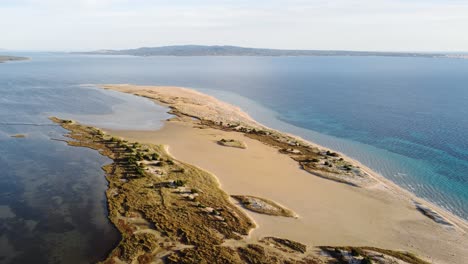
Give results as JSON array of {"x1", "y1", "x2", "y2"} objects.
[
  {"x1": 51, "y1": 84, "x2": 467, "y2": 263},
  {"x1": 92, "y1": 84, "x2": 467, "y2": 264}
]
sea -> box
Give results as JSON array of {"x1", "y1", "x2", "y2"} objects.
[{"x1": 0, "y1": 53, "x2": 467, "y2": 263}]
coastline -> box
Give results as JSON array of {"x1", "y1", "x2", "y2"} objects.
[
  {"x1": 101, "y1": 84, "x2": 467, "y2": 230},
  {"x1": 0, "y1": 55, "x2": 29, "y2": 63},
  {"x1": 93, "y1": 84, "x2": 468, "y2": 263}
]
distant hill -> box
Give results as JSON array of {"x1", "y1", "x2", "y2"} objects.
[
  {"x1": 0, "y1": 55, "x2": 28, "y2": 63},
  {"x1": 75, "y1": 45, "x2": 451, "y2": 58}
]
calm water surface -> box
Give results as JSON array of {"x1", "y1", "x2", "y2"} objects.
[{"x1": 0, "y1": 53, "x2": 467, "y2": 263}]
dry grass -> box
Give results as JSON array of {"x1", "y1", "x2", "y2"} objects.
[{"x1": 51, "y1": 117, "x2": 327, "y2": 264}]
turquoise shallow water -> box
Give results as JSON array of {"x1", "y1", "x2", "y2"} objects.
[{"x1": 0, "y1": 53, "x2": 467, "y2": 263}]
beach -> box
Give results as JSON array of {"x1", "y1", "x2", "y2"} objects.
[{"x1": 82, "y1": 84, "x2": 468, "y2": 263}]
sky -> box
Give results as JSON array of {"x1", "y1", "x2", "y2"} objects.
[{"x1": 1, "y1": 0, "x2": 467, "y2": 52}]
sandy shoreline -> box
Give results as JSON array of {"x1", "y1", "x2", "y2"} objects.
[{"x1": 100, "y1": 84, "x2": 467, "y2": 263}]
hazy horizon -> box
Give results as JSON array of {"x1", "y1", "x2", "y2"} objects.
[
  {"x1": 2, "y1": 45, "x2": 468, "y2": 54},
  {"x1": 1, "y1": 0, "x2": 468, "y2": 52}
]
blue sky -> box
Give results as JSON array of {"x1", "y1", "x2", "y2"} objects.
[{"x1": 1, "y1": 0, "x2": 467, "y2": 51}]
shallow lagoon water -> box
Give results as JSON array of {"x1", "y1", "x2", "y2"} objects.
[{"x1": 0, "y1": 53, "x2": 467, "y2": 263}]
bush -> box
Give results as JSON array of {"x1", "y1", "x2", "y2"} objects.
[
  {"x1": 361, "y1": 257, "x2": 372, "y2": 264},
  {"x1": 174, "y1": 180, "x2": 185, "y2": 187},
  {"x1": 151, "y1": 153, "x2": 159, "y2": 160},
  {"x1": 173, "y1": 168, "x2": 185, "y2": 173},
  {"x1": 127, "y1": 156, "x2": 137, "y2": 165},
  {"x1": 136, "y1": 167, "x2": 144, "y2": 175},
  {"x1": 211, "y1": 210, "x2": 220, "y2": 216},
  {"x1": 135, "y1": 152, "x2": 144, "y2": 161},
  {"x1": 350, "y1": 248, "x2": 361, "y2": 256}
]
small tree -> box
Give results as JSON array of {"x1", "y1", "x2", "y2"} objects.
[
  {"x1": 350, "y1": 248, "x2": 361, "y2": 256},
  {"x1": 174, "y1": 180, "x2": 185, "y2": 187},
  {"x1": 361, "y1": 256, "x2": 372, "y2": 264}
]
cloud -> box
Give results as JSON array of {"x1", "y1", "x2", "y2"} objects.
[{"x1": 1, "y1": 0, "x2": 467, "y2": 51}]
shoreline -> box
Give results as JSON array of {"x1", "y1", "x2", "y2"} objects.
[
  {"x1": 100, "y1": 84, "x2": 467, "y2": 231},
  {"x1": 92, "y1": 84, "x2": 468, "y2": 263},
  {"x1": 51, "y1": 117, "x2": 441, "y2": 264}
]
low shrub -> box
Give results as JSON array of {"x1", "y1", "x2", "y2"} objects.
[{"x1": 174, "y1": 180, "x2": 185, "y2": 187}]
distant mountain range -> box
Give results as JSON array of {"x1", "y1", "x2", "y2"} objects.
[{"x1": 75, "y1": 45, "x2": 465, "y2": 58}]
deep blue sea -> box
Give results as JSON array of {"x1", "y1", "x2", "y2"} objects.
[{"x1": 0, "y1": 53, "x2": 467, "y2": 263}]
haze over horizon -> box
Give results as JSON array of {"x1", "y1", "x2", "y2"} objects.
[{"x1": 1, "y1": 0, "x2": 468, "y2": 52}]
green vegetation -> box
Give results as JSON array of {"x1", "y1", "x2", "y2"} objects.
[
  {"x1": 174, "y1": 179, "x2": 186, "y2": 187},
  {"x1": 351, "y1": 247, "x2": 363, "y2": 256}
]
